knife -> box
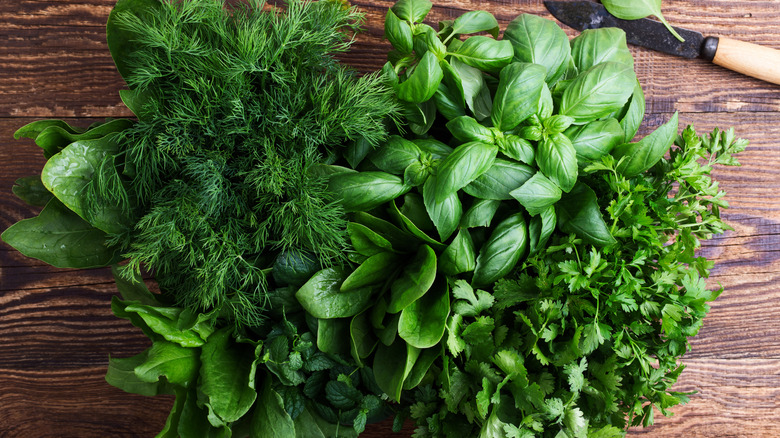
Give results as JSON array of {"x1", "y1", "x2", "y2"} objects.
[{"x1": 544, "y1": 0, "x2": 780, "y2": 85}]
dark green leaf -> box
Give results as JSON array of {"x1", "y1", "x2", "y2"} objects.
[
  {"x1": 385, "y1": 8, "x2": 413, "y2": 54},
  {"x1": 388, "y1": 245, "x2": 438, "y2": 313},
  {"x1": 399, "y1": 279, "x2": 450, "y2": 349},
  {"x1": 252, "y1": 378, "x2": 296, "y2": 438},
  {"x1": 12, "y1": 176, "x2": 53, "y2": 207},
  {"x1": 397, "y1": 51, "x2": 444, "y2": 103},
  {"x1": 613, "y1": 111, "x2": 679, "y2": 176},
  {"x1": 350, "y1": 311, "x2": 377, "y2": 366},
  {"x1": 133, "y1": 339, "x2": 199, "y2": 386},
  {"x1": 439, "y1": 229, "x2": 477, "y2": 276},
  {"x1": 510, "y1": 172, "x2": 563, "y2": 216},
  {"x1": 560, "y1": 62, "x2": 637, "y2": 124},
  {"x1": 341, "y1": 252, "x2": 400, "y2": 292},
  {"x1": 528, "y1": 206, "x2": 556, "y2": 256},
  {"x1": 423, "y1": 175, "x2": 462, "y2": 241},
  {"x1": 473, "y1": 213, "x2": 528, "y2": 287},
  {"x1": 498, "y1": 135, "x2": 535, "y2": 165},
  {"x1": 491, "y1": 62, "x2": 547, "y2": 131},
  {"x1": 504, "y1": 14, "x2": 573, "y2": 84},
  {"x1": 434, "y1": 141, "x2": 498, "y2": 202},
  {"x1": 556, "y1": 183, "x2": 616, "y2": 246},
  {"x1": 1, "y1": 198, "x2": 120, "y2": 269},
  {"x1": 450, "y1": 57, "x2": 492, "y2": 121},
  {"x1": 328, "y1": 171, "x2": 410, "y2": 212},
  {"x1": 463, "y1": 157, "x2": 534, "y2": 201},
  {"x1": 296, "y1": 267, "x2": 375, "y2": 319},
  {"x1": 446, "y1": 116, "x2": 495, "y2": 143},
  {"x1": 373, "y1": 337, "x2": 421, "y2": 402},
  {"x1": 391, "y1": 0, "x2": 433, "y2": 23},
  {"x1": 316, "y1": 317, "x2": 351, "y2": 355},
  {"x1": 619, "y1": 80, "x2": 646, "y2": 142},
  {"x1": 461, "y1": 199, "x2": 501, "y2": 228}
]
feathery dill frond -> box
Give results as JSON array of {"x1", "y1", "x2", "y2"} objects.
[{"x1": 111, "y1": 0, "x2": 397, "y2": 325}]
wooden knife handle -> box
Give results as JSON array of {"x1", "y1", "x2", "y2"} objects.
[{"x1": 702, "y1": 36, "x2": 780, "y2": 85}]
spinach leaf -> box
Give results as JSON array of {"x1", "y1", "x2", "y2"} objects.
[
  {"x1": 613, "y1": 112, "x2": 679, "y2": 177},
  {"x1": 296, "y1": 268, "x2": 375, "y2": 319},
  {"x1": 12, "y1": 176, "x2": 53, "y2": 207},
  {"x1": 556, "y1": 183, "x2": 616, "y2": 246},
  {"x1": 559, "y1": 62, "x2": 637, "y2": 124},
  {"x1": 450, "y1": 36, "x2": 514, "y2": 73},
  {"x1": 316, "y1": 318, "x2": 351, "y2": 356},
  {"x1": 388, "y1": 245, "x2": 438, "y2": 313},
  {"x1": 1, "y1": 198, "x2": 120, "y2": 269},
  {"x1": 199, "y1": 327, "x2": 259, "y2": 424},
  {"x1": 350, "y1": 311, "x2": 378, "y2": 366},
  {"x1": 491, "y1": 62, "x2": 547, "y2": 131},
  {"x1": 434, "y1": 141, "x2": 498, "y2": 202},
  {"x1": 570, "y1": 28, "x2": 634, "y2": 72},
  {"x1": 536, "y1": 134, "x2": 578, "y2": 193},
  {"x1": 252, "y1": 379, "x2": 296, "y2": 438},
  {"x1": 510, "y1": 172, "x2": 563, "y2": 216},
  {"x1": 133, "y1": 339, "x2": 199, "y2": 386},
  {"x1": 373, "y1": 337, "x2": 420, "y2": 402},
  {"x1": 399, "y1": 278, "x2": 450, "y2": 349},
  {"x1": 341, "y1": 252, "x2": 400, "y2": 292},
  {"x1": 504, "y1": 14, "x2": 573, "y2": 84},
  {"x1": 602, "y1": 0, "x2": 685, "y2": 42},
  {"x1": 472, "y1": 213, "x2": 528, "y2": 287}
]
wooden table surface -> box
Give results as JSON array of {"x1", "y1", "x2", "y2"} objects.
[{"x1": 2, "y1": 1, "x2": 780, "y2": 436}]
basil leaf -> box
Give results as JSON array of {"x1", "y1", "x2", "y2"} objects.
[
  {"x1": 1, "y1": 198, "x2": 120, "y2": 269},
  {"x1": 446, "y1": 116, "x2": 495, "y2": 143},
  {"x1": 491, "y1": 62, "x2": 547, "y2": 131},
  {"x1": 570, "y1": 28, "x2": 634, "y2": 72},
  {"x1": 602, "y1": 0, "x2": 685, "y2": 42},
  {"x1": 440, "y1": 59, "x2": 466, "y2": 107},
  {"x1": 41, "y1": 135, "x2": 130, "y2": 234},
  {"x1": 347, "y1": 222, "x2": 395, "y2": 257},
  {"x1": 560, "y1": 62, "x2": 637, "y2": 124},
  {"x1": 463, "y1": 158, "x2": 535, "y2": 200},
  {"x1": 434, "y1": 83, "x2": 467, "y2": 120},
  {"x1": 619, "y1": 80, "x2": 646, "y2": 142},
  {"x1": 391, "y1": 0, "x2": 433, "y2": 23},
  {"x1": 450, "y1": 57, "x2": 492, "y2": 121},
  {"x1": 450, "y1": 36, "x2": 514, "y2": 73},
  {"x1": 556, "y1": 183, "x2": 616, "y2": 246},
  {"x1": 400, "y1": 193, "x2": 435, "y2": 231},
  {"x1": 435, "y1": 141, "x2": 498, "y2": 202},
  {"x1": 504, "y1": 14, "x2": 572, "y2": 84},
  {"x1": 460, "y1": 199, "x2": 501, "y2": 229},
  {"x1": 404, "y1": 161, "x2": 431, "y2": 187},
  {"x1": 528, "y1": 206, "x2": 557, "y2": 256},
  {"x1": 345, "y1": 136, "x2": 373, "y2": 169},
  {"x1": 417, "y1": 24, "x2": 447, "y2": 59},
  {"x1": 613, "y1": 111, "x2": 679, "y2": 177},
  {"x1": 498, "y1": 135, "x2": 535, "y2": 165},
  {"x1": 537, "y1": 83, "x2": 554, "y2": 119},
  {"x1": 510, "y1": 172, "x2": 563, "y2": 216},
  {"x1": 384, "y1": 8, "x2": 413, "y2": 54},
  {"x1": 390, "y1": 199, "x2": 446, "y2": 249},
  {"x1": 414, "y1": 138, "x2": 454, "y2": 160},
  {"x1": 536, "y1": 134, "x2": 578, "y2": 193},
  {"x1": 369, "y1": 135, "x2": 422, "y2": 175},
  {"x1": 341, "y1": 252, "x2": 400, "y2": 292},
  {"x1": 373, "y1": 337, "x2": 420, "y2": 402},
  {"x1": 350, "y1": 311, "x2": 377, "y2": 366},
  {"x1": 388, "y1": 245, "x2": 438, "y2": 313},
  {"x1": 405, "y1": 99, "x2": 438, "y2": 135},
  {"x1": 12, "y1": 175, "x2": 53, "y2": 207},
  {"x1": 564, "y1": 118, "x2": 625, "y2": 167},
  {"x1": 328, "y1": 171, "x2": 410, "y2": 212},
  {"x1": 296, "y1": 267, "x2": 375, "y2": 319},
  {"x1": 199, "y1": 327, "x2": 258, "y2": 424},
  {"x1": 399, "y1": 279, "x2": 450, "y2": 349},
  {"x1": 423, "y1": 175, "x2": 463, "y2": 241},
  {"x1": 398, "y1": 51, "x2": 444, "y2": 103},
  {"x1": 451, "y1": 11, "x2": 499, "y2": 38},
  {"x1": 472, "y1": 213, "x2": 529, "y2": 287},
  {"x1": 439, "y1": 229, "x2": 477, "y2": 276}
]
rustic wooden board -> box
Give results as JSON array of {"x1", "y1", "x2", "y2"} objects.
[{"x1": 1, "y1": 1, "x2": 779, "y2": 437}]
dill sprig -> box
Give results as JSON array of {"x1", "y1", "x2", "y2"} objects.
[{"x1": 108, "y1": 0, "x2": 398, "y2": 326}]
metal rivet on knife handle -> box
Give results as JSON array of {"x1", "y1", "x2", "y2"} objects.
[{"x1": 708, "y1": 37, "x2": 780, "y2": 85}]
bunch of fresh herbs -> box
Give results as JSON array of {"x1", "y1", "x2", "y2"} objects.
[{"x1": 2, "y1": 0, "x2": 747, "y2": 437}]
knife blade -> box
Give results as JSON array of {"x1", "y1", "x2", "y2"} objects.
[{"x1": 544, "y1": 0, "x2": 780, "y2": 85}]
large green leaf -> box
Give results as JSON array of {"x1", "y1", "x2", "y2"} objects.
[
  {"x1": 199, "y1": 327, "x2": 259, "y2": 425},
  {"x1": 472, "y1": 213, "x2": 528, "y2": 287},
  {"x1": 491, "y1": 62, "x2": 547, "y2": 131},
  {"x1": 564, "y1": 118, "x2": 625, "y2": 167},
  {"x1": 328, "y1": 171, "x2": 410, "y2": 212},
  {"x1": 560, "y1": 62, "x2": 637, "y2": 124},
  {"x1": 133, "y1": 339, "x2": 199, "y2": 387},
  {"x1": 451, "y1": 11, "x2": 499, "y2": 38},
  {"x1": 41, "y1": 135, "x2": 131, "y2": 234},
  {"x1": 341, "y1": 252, "x2": 400, "y2": 292},
  {"x1": 369, "y1": 135, "x2": 421, "y2": 175},
  {"x1": 391, "y1": 0, "x2": 433, "y2": 23},
  {"x1": 570, "y1": 28, "x2": 634, "y2": 72},
  {"x1": 399, "y1": 279, "x2": 450, "y2": 349},
  {"x1": 463, "y1": 158, "x2": 535, "y2": 200},
  {"x1": 251, "y1": 378, "x2": 296, "y2": 438},
  {"x1": 434, "y1": 141, "x2": 498, "y2": 202},
  {"x1": 1, "y1": 198, "x2": 120, "y2": 269},
  {"x1": 450, "y1": 36, "x2": 514, "y2": 73},
  {"x1": 423, "y1": 175, "x2": 462, "y2": 241},
  {"x1": 388, "y1": 245, "x2": 437, "y2": 313},
  {"x1": 397, "y1": 51, "x2": 444, "y2": 103},
  {"x1": 504, "y1": 14, "x2": 572, "y2": 84},
  {"x1": 613, "y1": 112, "x2": 679, "y2": 177},
  {"x1": 384, "y1": 8, "x2": 413, "y2": 54},
  {"x1": 11, "y1": 176, "x2": 53, "y2": 207},
  {"x1": 373, "y1": 337, "x2": 420, "y2": 402},
  {"x1": 296, "y1": 267, "x2": 375, "y2": 319},
  {"x1": 510, "y1": 172, "x2": 563, "y2": 216},
  {"x1": 439, "y1": 229, "x2": 477, "y2": 276},
  {"x1": 536, "y1": 134, "x2": 578, "y2": 193},
  {"x1": 556, "y1": 183, "x2": 616, "y2": 246}
]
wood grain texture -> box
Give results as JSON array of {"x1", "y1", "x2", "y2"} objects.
[{"x1": 1, "y1": 0, "x2": 780, "y2": 437}]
